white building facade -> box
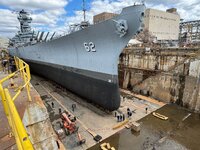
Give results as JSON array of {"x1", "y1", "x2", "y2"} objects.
[{"x1": 144, "y1": 8, "x2": 180, "y2": 41}]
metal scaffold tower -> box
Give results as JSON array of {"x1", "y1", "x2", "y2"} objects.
[{"x1": 179, "y1": 20, "x2": 200, "y2": 44}]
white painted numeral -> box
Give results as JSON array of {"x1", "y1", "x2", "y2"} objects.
[
  {"x1": 84, "y1": 42, "x2": 90, "y2": 52},
  {"x1": 84, "y1": 42, "x2": 96, "y2": 52},
  {"x1": 89, "y1": 42, "x2": 96, "y2": 52}
]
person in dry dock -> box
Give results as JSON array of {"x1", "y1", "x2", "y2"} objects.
[
  {"x1": 145, "y1": 107, "x2": 148, "y2": 114},
  {"x1": 2, "y1": 59, "x2": 8, "y2": 73},
  {"x1": 72, "y1": 104, "x2": 76, "y2": 112},
  {"x1": 8, "y1": 57, "x2": 16, "y2": 73}
]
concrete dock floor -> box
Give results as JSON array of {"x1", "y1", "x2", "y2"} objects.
[{"x1": 31, "y1": 74, "x2": 164, "y2": 150}]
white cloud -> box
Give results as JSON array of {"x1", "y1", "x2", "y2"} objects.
[
  {"x1": 0, "y1": 9, "x2": 18, "y2": 38},
  {"x1": 0, "y1": 0, "x2": 200, "y2": 38},
  {"x1": 0, "y1": 0, "x2": 68, "y2": 38},
  {"x1": 0, "y1": 0, "x2": 68, "y2": 10},
  {"x1": 32, "y1": 9, "x2": 66, "y2": 26}
]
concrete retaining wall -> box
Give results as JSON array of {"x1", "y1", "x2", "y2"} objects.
[{"x1": 119, "y1": 48, "x2": 200, "y2": 112}]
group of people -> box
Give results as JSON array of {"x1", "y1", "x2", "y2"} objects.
[{"x1": 1, "y1": 52, "x2": 16, "y2": 73}]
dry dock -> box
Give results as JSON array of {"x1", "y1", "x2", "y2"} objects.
[
  {"x1": 0, "y1": 49, "x2": 200, "y2": 150},
  {"x1": 0, "y1": 63, "x2": 164, "y2": 150},
  {"x1": 30, "y1": 74, "x2": 164, "y2": 150}
]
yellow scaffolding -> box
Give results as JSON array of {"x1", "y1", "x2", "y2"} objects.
[{"x1": 0, "y1": 57, "x2": 34, "y2": 150}]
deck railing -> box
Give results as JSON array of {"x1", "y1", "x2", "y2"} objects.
[{"x1": 0, "y1": 57, "x2": 34, "y2": 150}]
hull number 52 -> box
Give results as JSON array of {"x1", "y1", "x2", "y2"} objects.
[{"x1": 84, "y1": 42, "x2": 96, "y2": 52}]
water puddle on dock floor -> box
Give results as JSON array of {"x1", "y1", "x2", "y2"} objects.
[{"x1": 88, "y1": 104, "x2": 200, "y2": 150}]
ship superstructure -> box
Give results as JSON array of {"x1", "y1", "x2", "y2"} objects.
[{"x1": 9, "y1": 10, "x2": 37, "y2": 47}]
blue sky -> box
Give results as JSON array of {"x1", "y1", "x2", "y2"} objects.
[
  {"x1": 64, "y1": 0, "x2": 92, "y2": 16},
  {"x1": 0, "y1": 0, "x2": 199, "y2": 38}
]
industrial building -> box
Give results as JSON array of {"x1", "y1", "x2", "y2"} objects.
[{"x1": 144, "y1": 8, "x2": 180, "y2": 41}]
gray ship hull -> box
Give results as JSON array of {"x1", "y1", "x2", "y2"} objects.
[
  {"x1": 9, "y1": 5, "x2": 145, "y2": 111},
  {"x1": 27, "y1": 59, "x2": 120, "y2": 110}
]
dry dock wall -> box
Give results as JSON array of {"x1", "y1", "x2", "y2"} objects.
[{"x1": 119, "y1": 47, "x2": 200, "y2": 112}]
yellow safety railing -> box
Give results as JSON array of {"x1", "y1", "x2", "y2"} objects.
[{"x1": 0, "y1": 56, "x2": 34, "y2": 150}]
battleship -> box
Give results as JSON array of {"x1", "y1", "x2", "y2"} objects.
[{"x1": 8, "y1": 3, "x2": 145, "y2": 111}]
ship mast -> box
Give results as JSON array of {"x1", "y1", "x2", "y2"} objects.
[
  {"x1": 70, "y1": 0, "x2": 89, "y2": 31},
  {"x1": 82, "y1": 0, "x2": 86, "y2": 22}
]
